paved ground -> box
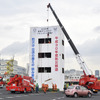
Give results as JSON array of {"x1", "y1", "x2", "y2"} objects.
[{"x1": 0, "y1": 87, "x2": 100, "y2": 100}]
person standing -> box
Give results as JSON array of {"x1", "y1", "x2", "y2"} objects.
[
  {"x1": 43, "y1": 84, "x2": 47, "y2": 94},
  {"x1": 36, "y1": 83, "x2": 39, "y2": 93},
  {"x1": 66, "y1": 83, "x2": 69, "y2": 89},
  {"x1": 63, "y1": 84, "x2": 66, "y2": 92},
  {"x1": 55, "y1": 84, "x2": 57, "y2": 91},
  {"x1": 52, "y1": 84, "x2": 54, "y2": 91}
]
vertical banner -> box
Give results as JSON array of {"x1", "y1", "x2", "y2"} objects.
[
  {"x1": 55, "y1": 36, "x2": 58, "y2": 71},
  {"x1": 31, "y1": 38, "x2": 35, "y2": 79}
]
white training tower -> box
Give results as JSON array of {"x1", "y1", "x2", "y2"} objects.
[{"x1": 29, "y1": 26, "x2": 64, "y2": 91}]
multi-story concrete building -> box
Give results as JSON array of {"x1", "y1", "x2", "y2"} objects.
[
  {"x1": 95, "y1": 70, "x2": 100, "y2": 78},
  {"x1": 0, "y1": 59, "x2": 26, "y2": 75},
  {"x1": 26, "y1": 63, "x2": 30, "y2": 76},
  {"x1": 29, "y1": 26, "x2": 64, "y2": 90}
]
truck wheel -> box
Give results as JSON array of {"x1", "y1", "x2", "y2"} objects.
[
  {"x1": 88, "y1": 93, "x2": 92, "y2": 98},
  {"x1": 31, "y1": 88, "x2": 34, "y2": 93},
  {"x1": 66, "y1": 95, "x2": 69, "y2": 97},
  {"x1": 93, "y1": 91, "x2": 98, "y2": 93},
  {"x1": 11, "y1": 91, "x2": 15, "y2": 93},
  {"x1": 74, "y1": 93, "x2": 78, "y2": 98},
  {"x1": 91, "y1": 89, "x2": 98, "y2": 93},
  {"x1": 1, "y1": 85, "x2": 4, "y2": 88},
  {"x1": 20, "y1": 91, "x2": 24, "y2": 93}
]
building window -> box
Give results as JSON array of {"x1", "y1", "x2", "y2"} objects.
[
  {"x1": 38, "y1": 67, "x2": 51, "y2": 73},
  {"x1": 38, "y1": 67, "x2": 44, "y2": 73},
  {"x1": 45, "y1": 67, "x2": 51, "y2": 73},
  {"x1": 62, "y1": 54, "x2": 64, "y2": 59},
  {"x1": 38, "y1": 38, "x2": 44, "y2": 44},
  {"x1": 62, "y1": 40, "x2": 64, "y2": 46},
  {"x1": 62, "y1": 68, "x2": 64, "y2": 73},
  {"x1": 38, "y1": 53, "x2": 44, "y2": 58},
  {"x1": 45, "y1": 38, "x2": 51, "y2": 43},
  {"x1": 38, "y1": 38, "x2": 51, "y2": 44},
  {"x1": 45, "y1": 53, "x2": 51, "y2": 58},
  {"x1": 38, "y1": 52, "x2": 51, "y2": 58}
]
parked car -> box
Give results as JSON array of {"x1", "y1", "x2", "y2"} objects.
[{"x1": 65, "y1": 85, "x2": 92, "y2": 98}]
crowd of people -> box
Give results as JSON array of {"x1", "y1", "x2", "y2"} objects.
[
  {"x1": 35, "y1": 82, "x2": 74, "y2": 93},
  {"x1": 35, "y1": 83, "x2": 57, "y2": 94}
]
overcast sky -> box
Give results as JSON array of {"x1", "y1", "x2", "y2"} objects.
[{"x1": 0, "y1": 0, "x2": 100, "y2": 73}]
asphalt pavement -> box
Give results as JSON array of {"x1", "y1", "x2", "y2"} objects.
[{"x1": 0, "y1": 87, "x2": 100, "y2": 100}]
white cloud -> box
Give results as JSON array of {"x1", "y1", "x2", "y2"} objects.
[
  {"x1": 65, "y1": 35, "x2": 100, "y2": 73},
  {"x1": 0, "y1": 41, "x2": 29, "y2": 68},
  {"x1": 0, "y1": 41, "x2": 29, "y2": 55},
  {"x1": 0, "y1": 0, "x2": 100, "y2": 71}
]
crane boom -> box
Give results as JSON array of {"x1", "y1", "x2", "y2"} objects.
[{"x1": 47, "y1": 3, "x2": 91, "y2": 75}]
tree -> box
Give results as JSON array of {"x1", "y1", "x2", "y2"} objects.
[{"x1": 6, "y1": 59, "x2": 14, "y2": 75}]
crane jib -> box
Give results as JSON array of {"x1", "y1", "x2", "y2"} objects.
[
  {"x1": 47, "y1": 3, "x2": 79, "y2": 55},
  {"x1": 47, "y1": 3, "x2": 92, "y2": 76}
]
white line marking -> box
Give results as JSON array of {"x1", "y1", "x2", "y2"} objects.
[
  {"x1": 0, "y1": 98, "x2": 3, "y2": 99},
  {"x1": 29, "y1": 94, "x2": 39, "y2": 96},
  {"x1": 29, "y1": 94, "x2": 34, "y2": 95},
  {"x1": 60, "y1": 97, "x2": 64, "y2": 98},
  {"x1": 0, "y1": 93, "x2": 2, "y2": 94},
  {"x1": 15, "y1": 96, "x2": 22, "y2": 97},
  {"x1": 52, "y1": 96, "x2": 64, "y2": 100},
  {"x1": 23, "y1": 95, "x2": 28, "y2": 96},
  {"x1": 6, "y1": 97, "x2": 14, "y2": 98},
  {"x1": 33, "y1": 94, "x2": 39, "y2": 95},
  {"x1": 58, "y1": 97, "x2": 64, "y2": 99}
]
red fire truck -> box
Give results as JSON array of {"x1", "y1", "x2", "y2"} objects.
[
  {"x1": 6, "y1": 74, "x2": 35, "y2": 93},
  {"x1": 0, "y1": 76, "x2": 5, "y2": 88}
]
